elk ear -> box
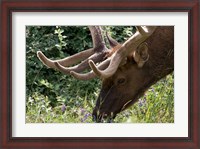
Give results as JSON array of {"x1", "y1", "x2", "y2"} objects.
[{"x1": 133, "y1": 42, "x2": 149, "y2": 68}]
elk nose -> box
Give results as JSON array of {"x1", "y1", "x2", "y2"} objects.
[
  {"x1": 93, "y1": 112, "x2": 114, "y2": 123},
  {"x1": 99, "y1": 113, "x2": 114, "y2": 123}
]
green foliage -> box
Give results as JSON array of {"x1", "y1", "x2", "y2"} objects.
[{"x1": 26, "y1": 26, "x2": 174, "y2": 123}]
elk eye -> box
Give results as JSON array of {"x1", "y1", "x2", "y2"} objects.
[{"x1": 117, "y1": 78, "x2": 126, "y2": 85}]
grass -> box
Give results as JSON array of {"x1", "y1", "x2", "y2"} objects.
[{"x1": 26, "y1": 73, "x2": 174, "y2": 123}]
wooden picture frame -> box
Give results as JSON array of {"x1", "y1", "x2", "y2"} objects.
[{"x1": 0, "y1": 0, "x2": 199, "y2": 148}]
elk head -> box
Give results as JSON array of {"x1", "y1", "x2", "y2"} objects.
[{"x1": 37, "y1": 26, "x2": 174, "y2": 122}]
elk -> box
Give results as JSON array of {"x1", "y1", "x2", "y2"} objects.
[{"x1": 37, "y1": 26, "x2": 174, "y2": 122}]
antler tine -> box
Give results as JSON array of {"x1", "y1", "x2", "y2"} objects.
[
  {"x1": 89, "y1": 26, "x2": 106, "y2": 51},
  {"x1": 37, "y1": 48, "x2": 94, "y2": 69},
  {"x1": 106, "y1": 32, "x2": 119, "y2": 48},
  {"x1": 89, "y1": 53, "x2": 122, "y2": 78},
  {"x1": 89, "y1": 26, "x2": 157, "y2": 79},
  {"x1": 53, "y1": 52, "x2": 107, "y2": 74},
  {"x1": 70, "y1": 71, "x2": 96, "y2": 80},
  {"x1": 70, "y1": 58, "x2": 110, "y2": 80}
]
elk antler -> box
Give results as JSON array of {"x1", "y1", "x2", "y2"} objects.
[
  {"x1": 106, "y1": 32, "x2": 119, "y2": 48},
  {"x1": 37, "y1": 26, "x2": 156, "y2": 80},
  {"x1": 37, "y1": 26, "x2": 109, "y2": 80},
  {"x1": 89, "y1": 26, "x2": 157, "y2": 79},
  {"x1": 70, "y1": 58, "x2": 110, "y2": 80}
]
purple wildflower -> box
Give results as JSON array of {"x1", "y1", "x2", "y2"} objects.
[
  {"x1": 151, "y1": 88, "x2": 155, "y2": 93},
  {"x1": 138, "y1": 99, "x2": 143, "y2": 107},
  {"x1": 138, "y1": 98, "x2": 146, "y2": 107},
  {"x1": 80, "y1": 108, "x2": 86, "y2": 115},
  {"x1": 61, "y1": 104, "x2": 66, "y2": 112},
  {"x1": 143, "y1": 97, "x2": 146, "y2": 103},
  {"x1": 81, "y1": 112, "x2": 92, "y2": 122}
]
